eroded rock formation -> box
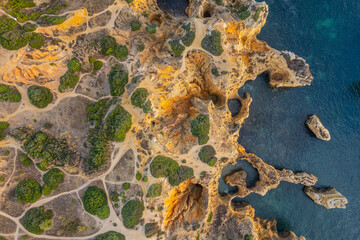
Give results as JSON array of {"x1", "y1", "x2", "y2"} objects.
[
  {"x1": 304, "y1": 186, "x2": 348, "y2": 209},
  {"x1": 306, "y1": 114, "x2": 331, "y2": 141}
]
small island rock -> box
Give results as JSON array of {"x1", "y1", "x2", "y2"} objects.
[
  {"x1": 304, "y1": 186, "x2": 348, "y2": 209},
  {"x1": 306, "y1": 114, "x2": 331, "y2": 141}
]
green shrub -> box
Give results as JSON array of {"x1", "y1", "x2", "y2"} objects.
[
  {"x1": 137, "y1": 43, "x2": 145, "y2": 52},
  {"x1": 99, "y1": 35, "x2": 117, "y2": 55},
  {"x1": 215, "y1": 0, "x2": 223, "y2": 5},
  {"x1": 145, "y1": 24, "x2": 156, "y2": 34},
  {"x1": 15, "y1": 179, "x2": 42, "y2": 203},
  {"x1": 6, "y1": 0, "x2": 36, "y2": 9},
  {"x1": 135, "y1": 171, "x2": 141, "y2": 181},
  {"x1": 43, "y1": 168, "x2": 64, "y2": 190},
  {"x1": 253, "y1": 7, "x2": 264, "y2": 22},
  {"x1": 150, "y1": 155, "x2": 179, "y2": 178},
  {"x1": 198, "y1": 145, "x2": 216, "y2": 164},
  {"x1": 143, "y1": 100, "x2": 152, "y2": 113},
  {"x1": 113, "y1": 45, "x2": 128, "y2": 61},
  {"x1": 19, "y1": 130, "x2": 75, "y2": 167},
  {"x1": 36, "y1": 15, "x2": 66, "y2": 26},
  {"x1": 245, "y1": 234, "x2": 254, "y2": 240},
  {"x1": 19, "y1": 153, "x2": 32, "y2": 166},
  {"x1": 168, "y1": 39, "x2": 185, "y2": 57},
  {"x1": 96, "y1": 205, "x2": 110, "y2": 219},
  {"x1": 82, "y1": 186, "x2": 109, "y2": 219},
  {"x1": 0, "y1": 15, "x2": 20, "y2": 35},
  {"x1": 168, "y1": 166, "x2": 194, "y2": 186},
  {"x1": 201, "y1": 30, "x2": 224, "y2": 56},
  {"x1": 89, "y1": 56, "x2": 96, "y2": 63},
  {"x1": 121, "y1": 199, "x2": 144, "y2": 228},
  {"x1": 59, "y1": 71, "x2": 79, "y2": 92},
  {"x1": 130, "y1": 20, "x2": 142, "y2": 31},
  {"x1": 87, "y1": 133, "x2": 110, "y2": 171},
  {"x1": 22, "y1": 22, "x2": 36, "y2": 32},
  {"x1": 23, "y1": 32, "x2": 44, "y2": 49},
  {"x1": 207, "y1": 212, "x2": 213, "y2": 222},
  {"x1": 67, "y1": 57, "x2": 81, "y2": 72},
  {"x1": 41, "y1": 184, "x2": 52, "y2": 196},
  {"x1": 211, "y1": 68, "x2": 220, "y2": 76},
  {"x1": 190, "y1": 114, "x2": 210, "y2": 145},
  {"x1": 131, "y1": 88, "x2": 148, "y2": 108},
  {"x1": 239, "y1": 10, "x2": 251, "y2": 20},
  {"x1": 87, "y1": 98, "x2": 114, "y2": 127},
  {"x1": 93, "y1": 60, "x2": 103, "y2": 70},
  {"x1": 122, "y1": 182, "x2": 130, "y2": 190},
  {"x1": 181, "y1": 23, "x2": 191, "y2": 31},
  {"x1": 27, "y1": 85, "x2": 53, "y2": 108},
  {"x1": 108, "y1": 66, "x2": 128, "y2": 96},
  {"x1": 0, "y1": 122, "x2": 9, "y2": 131},
  {"x1": 105, "y1": 105, "x2": 132, "y2": 142},
  {"x1": 146, "y1": 184, "x2": 162, "y2": 198},
  {"x1": 0, "y1": 84, "x2": 21, "y2": 102},
  {"x1": 95, "y1": 231, "x2": 125, "y2": 240},
  {"x1": 0, "y1": 29, "x2": 27, "y2": 50},
  {"x1": 21, "y1": 206, "x2": 53, "y2": 234},
  {"x1": 181, "y1": 31, "x2": 195, "y2": 47}
]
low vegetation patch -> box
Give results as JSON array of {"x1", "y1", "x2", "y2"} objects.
[
  {"x1": 145, "y1": 24, "x2": 156, "y2": 34},
  {"x1": 19, "y1": 153, "x2": 33, "y2": 166},
  {"x1": 190, "y1": 114, "x2": 210, "y2": 145},
  {"x1": 12, "y1": 128, "x2": 76, "y2": 169},
  {"x1": 43, "y1": 168, "x2": 64, "y2": 192},
  {"x1": 95, "y1": 231, "x2": 125, "y2": 240},
  {"x1": 24, "y1": 32, "x2": 44, "y2": 49},
  {"x1": 82, "y1": 186, "x2": 110, "y2": 219},
  {"x1": 0, "y1": 121, "x2": 10, "y2": 141},
  {"x1": 201, "y1": 30, "x2": 224, "y2": 56},
  {"x1": 150, "y1": 155, "x2": 179, "y2": 178},
  {"x1": 131, "y1": 88, "x2": 152, "y2": 113},
  {"x1": 104, "y1": 105, "x2": 132, "y2": 142},
  {"x1": 146, "y1": 184, "x2": 162, "y2": 198},
  {"x1": 86, "y1": 98, "x2": 115, "y2": 172},
  {"x1": 27, "y1": 85, "x2": 53, "y2": 108},
  {"x1": 59, "y1": 70, "x2": 80, "y2": 92},
  {"x1": 181, "y1": 30, "x2": 195, "y2": 47},
  {"x1": 168, "y1": 39, "x2": 185, "y2": 57},
  {"x1": 168, "y1": 166, "x2": 194, "y2": 186},
  {"x1": 198, "y1": 145, "x2": 217, "y2": 166},
  {"x1": 15, "y1": 179, "x2": 42, "y2": 203},
  {"x1": 22, "y1": 206, "x2": 53, "y2": 234},
  {"x1": 121, "y1": 199, "x2": 144, "y2": 228},
  {"x1": 99, "y1": 35, "x2": 128, "y2": 61},
  {"x1": 108, "y1": 65, "x2": 128, "y2": 96},
  {"x1": 0, "y1": 84, "x2": 21, "y2": 102},
  {"x1": 130, "y1": 20, "x2": 142, "y2": 31},
  {"x1": 93, "y1": 60, "x2": 103, "y2": 70}
]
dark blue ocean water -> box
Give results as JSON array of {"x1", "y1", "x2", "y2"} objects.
[
  {"x1": 158, "y1": 0, "x2": 360, "y2": 239},
  {"x1": 236, "y1": 0, "x2": 360, "y2": 239}
]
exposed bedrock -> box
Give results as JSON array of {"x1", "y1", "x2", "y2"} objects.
[
  {"x1": 304, "y1": 186, "x2": 348, "y2": 209},
  {"x1": 306, "y1": 114, "x2": 331, "y2": 141}
]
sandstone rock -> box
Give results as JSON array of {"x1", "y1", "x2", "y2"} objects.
[
  {"x1": 306, "y1": 114, "x2": 331, "y2": 141},
  {"x1": 304, "y1": 186, "x2": 348, "y2": 209}
]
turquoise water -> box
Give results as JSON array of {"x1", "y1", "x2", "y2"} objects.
[
  {"x1": 158, "y1": 0, "x2": 360, "y2": 238},
  {"x1": 236, "y1": 0, "x2": 360, "y2": 239}
]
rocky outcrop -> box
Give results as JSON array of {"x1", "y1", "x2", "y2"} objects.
[
  {"x1": 306, "y1": 114, "x2": 331, "y2": 141},
  {"x1": 304, "y1": 186, "x2": 348, "y2": 209}
]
